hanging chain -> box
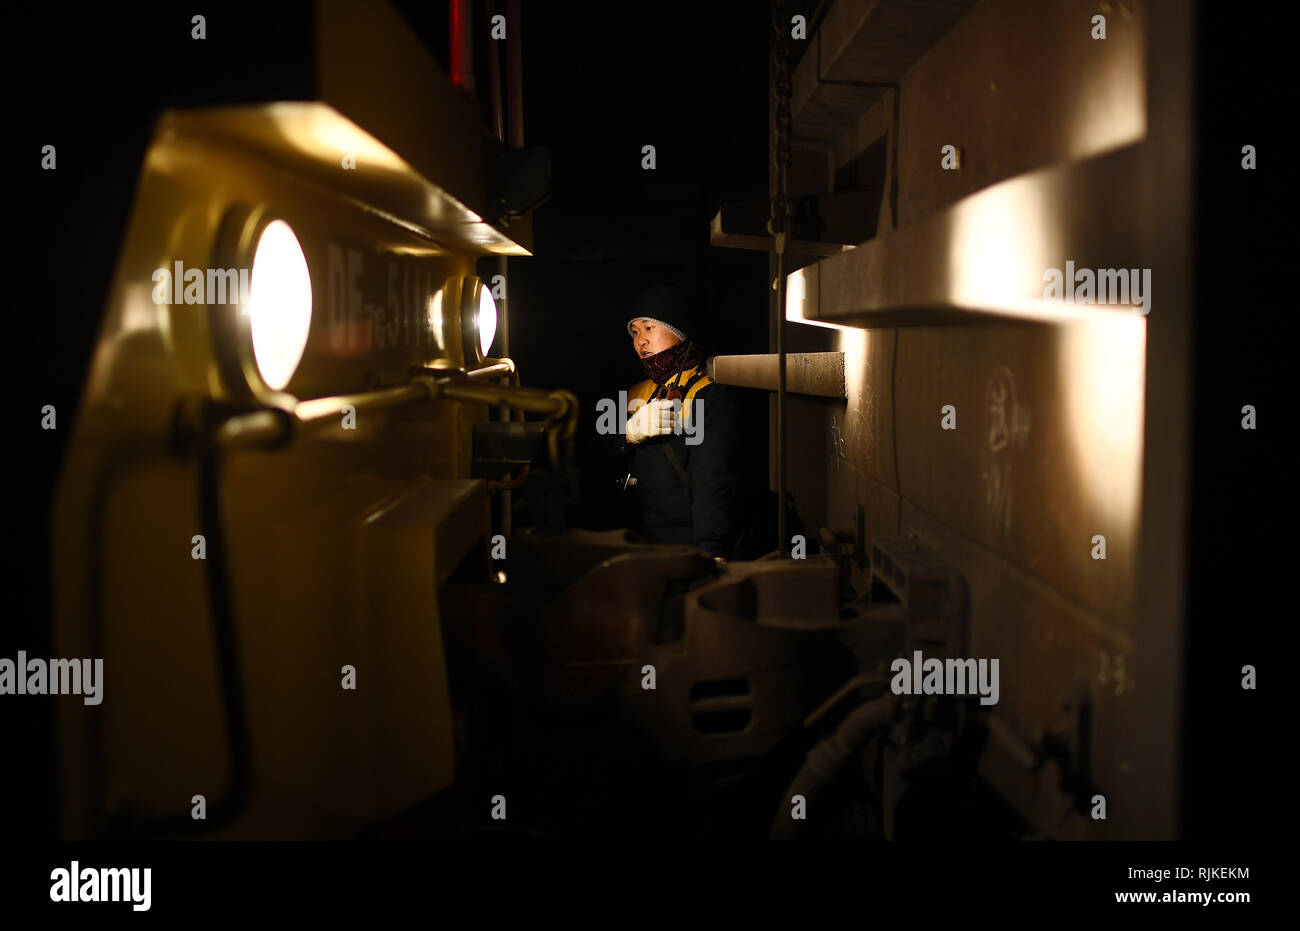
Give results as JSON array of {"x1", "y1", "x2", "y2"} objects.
[
  {"x1": 771, "y1": 0, "x2": 792, "y2": 556},
  {"x1": 770, "y1": 0, "x2": 793, "y2": 246}
]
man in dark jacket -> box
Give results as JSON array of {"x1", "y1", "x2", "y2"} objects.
[{"x1": 616, "y1": 284, "x2": 740, "y2": 558}]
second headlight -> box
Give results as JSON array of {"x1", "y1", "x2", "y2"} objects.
[{"x1": 460, "y1": 276, "x2": 497, "y2": 365}]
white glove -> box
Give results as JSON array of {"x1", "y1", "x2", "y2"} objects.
[{"x1": 626, "y1": 398, "x2": 676, "y2": 444}]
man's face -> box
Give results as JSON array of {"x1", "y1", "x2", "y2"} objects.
[{"x1": 629, "y1": 318, "x2": 682, "y2": 360}]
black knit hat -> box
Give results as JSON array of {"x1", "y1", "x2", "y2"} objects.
[{"x1": 627, "y1": 283, "x2": 694, "y2": 342}]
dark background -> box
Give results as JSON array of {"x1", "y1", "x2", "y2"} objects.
[
  {"x1": 2, "y1": 0, "x2": 1279, "y2": 844},
  {"x1": 474, "y1": 2, "x2": 773, "y2": 536},
  {"x1": 394, "y1": 0, "x2": 776, "y2": 534},
  {"x1": 1184, "y1": 4, "x2": 1279, "y2": 842}
]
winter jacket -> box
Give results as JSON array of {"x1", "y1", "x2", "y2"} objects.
[{"x1": 618, "y1": 363, "x2": 740, "y2": 557}]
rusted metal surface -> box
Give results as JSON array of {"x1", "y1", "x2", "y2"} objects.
[{"x1": 710, "y1": 351, "x2": 846, "y2": 398}]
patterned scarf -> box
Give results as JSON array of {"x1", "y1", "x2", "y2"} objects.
[{"x1": 642, "y1": 340, "x2": 706, "y2": 385}]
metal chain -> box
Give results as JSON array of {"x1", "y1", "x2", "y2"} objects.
[
  {"x1": 770, "y1": 0, "x2": 792, "y2": 556},
  {"x1": 770, "y1": 1, "x2": 792, "y2": 241}
]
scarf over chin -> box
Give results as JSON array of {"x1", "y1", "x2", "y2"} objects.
[{"x1": 641, "y1": 340, "x2": 706, "y2": 385}]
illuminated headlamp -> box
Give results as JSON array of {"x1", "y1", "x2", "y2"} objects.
[
  {"x1": 460, "y1": 276, "x2": 497, "y2": 364},
  {"x1": 211, "y1": 205, "x2": 313, "y2": 401}
]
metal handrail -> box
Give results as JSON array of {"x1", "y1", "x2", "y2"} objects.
[{"x1": 208, "y1": 363, "x2": 576, "y2": 469}]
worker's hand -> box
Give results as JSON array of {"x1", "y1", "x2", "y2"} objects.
[{"x1": 626, "y1": 398, "x2": 676, "y2": 444}]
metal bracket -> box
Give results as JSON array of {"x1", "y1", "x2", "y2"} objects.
[{"x1": 868, "y1": 536, "x2": 970, "y2": 658}]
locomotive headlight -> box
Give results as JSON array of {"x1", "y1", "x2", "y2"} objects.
[
  {"x1": 247, "y1": 220, "x2": 313, "y2": 390},
  {"x1": 460, "y1": 276, "x2": 497, "y2": 364},
  {"x1": 211, "y1": 205, "x2": 314, "y2": 402},
  {"x1": 477, "y1": 283, "x2": 497, "y2": 358}
]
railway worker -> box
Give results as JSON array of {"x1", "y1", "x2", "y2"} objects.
[{"x1": 617, "y1": 284, "x2": 741, "y2": 559}]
